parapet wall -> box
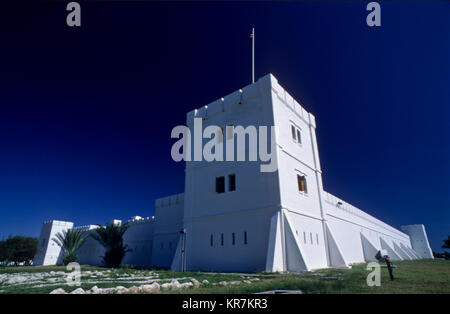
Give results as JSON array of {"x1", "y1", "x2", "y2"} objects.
[{"x1": 323, "y1": 191, "x2": 409, "y2": 240}]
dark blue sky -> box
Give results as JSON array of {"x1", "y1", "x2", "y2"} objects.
[{"x1": 0, "y1": 1, "x2": 448, "y2": 252}]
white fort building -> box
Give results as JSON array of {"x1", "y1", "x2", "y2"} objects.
[{"x1": 33, "y1": 74, "x2": 433, "y2": 272}]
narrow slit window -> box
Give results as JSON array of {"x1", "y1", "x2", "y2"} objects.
[
  {"x1": 310, "y1": 232, "x2": 313, "y2": 244},
  {"x1": 216, "y1": 176, "x2": 225, "y2": 193},
  {"x1": 297, "y1": 175, "x2": 307, "y2": 193},
  {"x1": 228, "y1": 174, "x2": 236, "y2": 191},
  {"x1": 244, "y1": 231, "x2": 248, "y2": 245},
  {"x1": 221, "y1": 233, "x2": 224, "y2": 246},
  {"x1": 291, "y1": 125, "x2": 296, "y2": 141},
  {"x1": 316, "y1": 233, "x2": 319, "y2": 245},
  {"x1": 232, "y1": 232, "x2": 235, "y2": 245},
  {"x1": 303, "y1": 232, "x2": 306, "y2": 244},
  {"x1": 210, "y1": 234, "x2": 213, "y2": 247},
  {"x1": 297, "y1": 129, "x2": 302, "y2": 144}
]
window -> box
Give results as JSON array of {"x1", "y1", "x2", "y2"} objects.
[
  {"x1": 210, "y1": 234, "x2": 213, "y2": 247},
  {"x1": 297, "y1": 174, "x2": 307, "y2": 193},
  {"x1": 310, "y1": 232, "x2": 313, "y2": 244},
  {"x1": 221, "y1": 233, "x2": 224, "y2": 246},
  {"x1": 303, "y1": 232, "x2": 306, "y2": 244},
  {"x1": 291, "y1": 125, "x2": 296, "y2": 140},
  {"x1": 244, "y1": 231, "x2": 248, "y2": 245},
  {"x1": 232, "y1": 232, "x2": 235, "y2": 245},
  {"x1": 228, "y1": 174, "x2": 236, "y2": 191},
  {"x1": 316, "y1": 233, "x2": 319, "y2": 245},
  {"x1": 216, "y1": 176, "x2": 225, "y2": 193},
  {"x1": 291, "y1": 124, "x2": 302, "y2": 145},
  {"x1": 296, "y1": 129, "x2": 302, "y2": 144}
]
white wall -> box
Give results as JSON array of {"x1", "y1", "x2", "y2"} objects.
[
  {"x1": 152, "y1": 194, "x2": 184, "y2": 268},
  {"x1": 401, "y1": 224, "x2": 433, "y2": 258},
  {"x1": 123, "y1": 217, "x2": 155, "y2": 267},
  {"x1": 75, "y1": 225, "x2": 104, "y2": 266},
  {"x1": 33, "y1": 220, "x2": 74, "y2": 266}
]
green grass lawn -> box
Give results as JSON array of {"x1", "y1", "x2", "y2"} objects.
[{"x1": 0, "y1": 259, "x2": 448, "y2": 294}]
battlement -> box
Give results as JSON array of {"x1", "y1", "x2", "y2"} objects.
[
  {"x1": 126, "y1": 216, "x2": 155, "y2": 225},
  {"x1": 43, "y1": 220, "x2": 73, "y2": 226},
  {"x1": 73, "y1": 225, "x2": 98, "y2": 232},
  {"x1": 186, "y1": 73, "x2": 315, "y2": 129},
  {"x1": 155, "y1": 193, "x2": 184, "y2": 208},
  {"x1": 322, "y1": 191, "x2": 408, "y2": 239}
]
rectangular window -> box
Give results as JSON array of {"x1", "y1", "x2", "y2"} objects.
[
  {"x1": 297, "y1": 174, "x2": 307, "y2": 193},
  {"x1": 210, "y1": 234, "x2": 213, "y2": 247},
  {"x1": 216, "y1": 176, "x2": 225, "y2": 193},
  {"x1": 303, "y1": 232, "x2": 306, "y2": 244},
  {"x1": 310, "y1": 232, "x2": 313, "y2": 244},
  {"x1": 297, "y1": 129, "x2": 302, "y2": 144},
  {"x1": 228, "y1": 174, "x2": 236, "y2": 191},
  {"x1": 291, "y1": 125, "x2": 296, "y2": 141},
  {"x1": 316, "y1": 233, "x2": 319, "y2": 245},
  {"x1": 244, "y1": 231, "x2": 248, "y2": 245},
  {"x1": 232, "y1": 232, "x2": 235, "y2": 245},
  {"x1": 221, "y1": 233, "x2": 224, "y2": 246}
]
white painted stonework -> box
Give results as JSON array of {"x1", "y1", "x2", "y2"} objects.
[{"x1": 33, "y1": 74, "x2": 433, "y2": 271}]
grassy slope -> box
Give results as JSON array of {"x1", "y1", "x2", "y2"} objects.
[{"x1": 0, "y1": 259, "x2": 448, "y2": 294}]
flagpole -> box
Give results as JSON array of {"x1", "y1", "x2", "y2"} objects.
[{"x1": 252, "y1": 27, "x2": 255, "y2": 84}]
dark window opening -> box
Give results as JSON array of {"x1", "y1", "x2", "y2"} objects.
[
  {"x1": 228, "y1": 174, "x2": 236, "y2": 191},
  {"x1": 210, "y1": 234, "x2": 213, "y2": 247},
  {"x1": 216, "y1": 176, "x2": 225, "y2": 193},
  {"x1": 297, "y1": 129, "x2": 302, "y2": 144},
  {"x1": 232, "y1": 232, "x2": 235, "y2": 245},
  {"x1": 291, "y1": 125, "x2": 296, "y2": 140},
  {"x1": 221, "y1": 233, "x2": 224, "y2": 246},
  {"x1": 244, "y1": 231, "x2": 248, "y2": 245}
]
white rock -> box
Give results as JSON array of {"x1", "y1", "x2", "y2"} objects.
[
  {"x1": 170, "y1": 279, "x2": 181, "y2": 290},
  {"x1": 202, "y1": 279, "x2": 209, "y2": 284},
  {"x1": 116, "y1": 286, "x2": 128, "y2": 294},
  {"x1": 180, "y1": 282, "x2": 193, "y2": 288},
  {"x1": 49, "y1": 288, "x2": 66, "y2": 294},
  {"x1": 70, "y1": 287, "x2": 85, "y2": 294},
  {"x1": 140, "y1": 283, "x2": 160, "y2": 293},
  {"x1": 161, "y1": 283, "x2": 172, "y2": 290},
  {"x1": 128, "y1": 286, "x2": 139, "y2": 293},
  {"x1": 191, "y1": 279, "x2": 201, "y2": 287},
  {"x1": 218, "y1": 281, "x2": 228, "y2": 286}
]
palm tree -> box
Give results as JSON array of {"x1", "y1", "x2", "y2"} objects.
[
  {"x1": 52, "y1": 229, "x2": 88, "y2": 265},
  {"x1": 91, "y1": 222, "x2": 131, "y2": 268},
  {"x1": 443, "y1": 236, "x2": 450, "y2": 250}
]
